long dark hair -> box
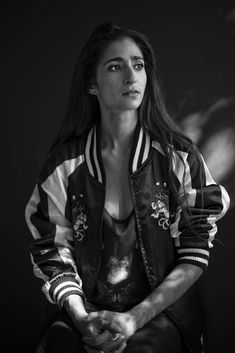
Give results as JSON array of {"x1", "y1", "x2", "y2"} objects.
[{"x1": 50, "y1": 21, "x2": 204, "y2": 219}]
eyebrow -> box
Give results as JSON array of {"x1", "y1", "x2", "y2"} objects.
[{"x1": 104, "y1": 56, "x2": 144, "y2": 65}]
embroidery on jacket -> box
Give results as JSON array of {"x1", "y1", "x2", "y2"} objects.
[
  {"x1": 71, "y1": 194, "x2": 88, "y2": 241},
  {"x1": 151, "y1": 182, "x2": 170, "y2": 230}
]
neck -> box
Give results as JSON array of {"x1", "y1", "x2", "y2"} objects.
[{"x1": 101, "y1": 110, "x2": 138, "y2": 151}]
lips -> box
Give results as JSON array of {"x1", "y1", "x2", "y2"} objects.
[{"x1": 122, "y1": 89, "x2": 140, "y2": 95}]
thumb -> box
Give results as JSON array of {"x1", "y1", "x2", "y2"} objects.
[{"x1": 83, "y1": 311, "x2": 101, "y2": 322}]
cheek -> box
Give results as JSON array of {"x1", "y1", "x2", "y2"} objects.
[
  {"x1": 97, "y1": 82, "x2": 117, "y2": 105},
  {"x1": 98, "y1": 77, "x2": 119, "y2": 99},
  {"x1": 142, "y1": 72, "x2": 147, "y2": 89}
]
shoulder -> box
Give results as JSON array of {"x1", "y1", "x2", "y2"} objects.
[
  {"x1": 151, "y1": 135, "x2": 204, "y2": 178},
  {"x1": 38, "y1": 133, "x2": 87, "y2": 183},
  {"x1": 170, "y1": 138, "x2": 203, "y2": 170},
  {"x1": 151, "y1": 135, "x2": 200, "y2": 162}
]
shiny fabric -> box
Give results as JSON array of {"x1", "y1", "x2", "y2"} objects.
[{"x1": 26, "y1": 123, "x2": 230, "y2": 352}]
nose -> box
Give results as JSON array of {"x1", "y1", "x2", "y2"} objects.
[{"x1": 124, "y1": 67, "x2": 136, "y2": 85}]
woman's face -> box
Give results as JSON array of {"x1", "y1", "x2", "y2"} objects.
[{"x1": 91, "y1": 37, "x2": 147, "y2": 113}]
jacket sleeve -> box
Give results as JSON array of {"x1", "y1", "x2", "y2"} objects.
[
  {"x1": 170, "y1": 148, "x2": 230, "y2": 271},
  {"x1": 25, "y1": 157, "x2": 85, "y2": 308}
]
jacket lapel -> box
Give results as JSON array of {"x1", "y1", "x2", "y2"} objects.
[
  {"x1": 85, "y1": 125, "x2": 105, "y2": 184},
  {"x1": 129, "y1": 122, "x2": 151, "y2": 174},
  {"x1": 85, "y1": 123, "x2": 151, "y2": 183}
]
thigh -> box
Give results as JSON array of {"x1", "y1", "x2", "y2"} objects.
[
  {"x1": 42, "y1": 313, "x2": 86, "y2": 353},
  {"x1": 125, "y1": 312, "x2": 184, "y2": 353}
]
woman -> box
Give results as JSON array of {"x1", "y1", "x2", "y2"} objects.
[{"x1": 25, "y1": 22, "x2": 230, "y2": 353}]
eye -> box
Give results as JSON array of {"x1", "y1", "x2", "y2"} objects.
[
  {"x1": 108, "y1": 64, "x2": 121, "y2": 71},
  {"x1": 134, "y1": 62, "x2": 145, "y2": 70}
]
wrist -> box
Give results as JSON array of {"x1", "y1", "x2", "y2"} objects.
[
  {"x1": 64, "y1": 294, "x2": 88, "y2": 320},
  {"x1": 128, "y1": 301, "x2": 154, "y2": 330}
]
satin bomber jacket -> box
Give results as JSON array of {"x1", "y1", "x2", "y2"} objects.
[{"x1": 25, "y1": 123, "x2": 230, "y2": 352}]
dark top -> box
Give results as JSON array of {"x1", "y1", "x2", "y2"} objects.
[{"x1": 90, "y1": 208, "x2": 150, "y2": 312}]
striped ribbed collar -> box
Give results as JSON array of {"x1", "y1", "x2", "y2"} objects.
[{"x1": 85, "y1": 123, "x2": 151, "y2": 184}]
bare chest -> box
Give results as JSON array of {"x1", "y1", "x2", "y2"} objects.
[{"x1": 102, "y1": 151, "x2": 133, "y2": 219}]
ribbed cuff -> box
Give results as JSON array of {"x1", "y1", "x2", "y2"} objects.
[
  {"x1": 49, "y1": 274, "x2": 85, "y2": 308},
  {"x1": 176, "y1": 247, "x2": 209, "y2": 271}
]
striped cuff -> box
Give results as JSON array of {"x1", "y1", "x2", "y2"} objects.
[
  {"x1": 49, "y1": 274, "x2": 85, "y2": 308},
  {"x1": 176, "y1": 247, "x2": 209, "y2": 271}
]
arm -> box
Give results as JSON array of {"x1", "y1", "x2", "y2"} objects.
[
  {"x1": 84, "y1": 147, "x2": 230, "y2": 343},
  {"x1": 25, "y1": 158, "x2": 125, "y2": 350},
  {"x1": 129, "y1": 263, "x2": 202, "y2": 331},
  {"x1": 25, "y1": 156, "x2": 85, "y2": 309},
  {"x1": 63, "y1": 295, "x2": 101, "y2": 336},
  {"x1": 84, "y1": 264, "x2": 202, "y2": 342},
  {"x1": 170, "y1": 148, "x2": 230, "y2": 270},
  {"x1": 131, "y1": 148, "x2": 230, "y2": 329},
  {"x1": 64, "y1": 295, "x2": 127, "y2": 352}
]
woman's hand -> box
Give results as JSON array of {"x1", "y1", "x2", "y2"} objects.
[
  {"x1": 63, "y1": 295, "x2": 103, "y2": 337},
  {"x1": 83, "y1": 330, "x2": 127, "y2": 353},
  {"x1": 63, "y1": 295, "x2": 127, "y2": 351},
  {"x1": 82, "y1": 310, "x2": 137, "y2": 351},
  {"x1": 75, "y1": 314, "x2": 104, "y2": 337}
]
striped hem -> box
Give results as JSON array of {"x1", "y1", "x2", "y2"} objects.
[
  {"x1": 177, "y1": 248, "x2": 209, "y2": 256},
  {"x1": 176, "y1": 247, "x2": 209, "y2": 270},
  {"x1": 52, "y1": 281, "x2": 82, "y2": 301},
  {"x1": 57, "y1": 288, "x2": 84, "y2": 308},
  {"x1": 49, "y1": 274, "x2": 85, "y2": 306}
]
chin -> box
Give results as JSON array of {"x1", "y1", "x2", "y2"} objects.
[{"x1": 120, "y1": 101, "x2": 142, "y2": 110}]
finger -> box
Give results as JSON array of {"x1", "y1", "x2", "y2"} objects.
[
  {"x1": 86, "y1": 318, "x2": 110, "y2": 335},
  {"x1": 101, "y1": 319, "x2": 123, "y2": 333},
  {"x1": 86, "y1": 318, "x2": 123, "y2": 337},
  {"x1": 84, "y1": 311, "x2": 106, "y2": 322},
  {"x1": 101, "y1": 334, "x2": 126, "y2": 352},
  {"x1": 84, "y1": 312, "x2": 100, "y2": 322},
  {"x1": 89, "y1": 317, "x2": 122, "y2": 334},
  {"x1": 83, "y1": 329, "x2": 113, "y2": 346}
]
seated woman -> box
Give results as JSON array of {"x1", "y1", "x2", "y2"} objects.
[{"x1": 25, "y1": 21, "x2": 230, "y2": 353}]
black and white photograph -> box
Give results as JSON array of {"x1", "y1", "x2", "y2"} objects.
[{"x1": 1, "y1": 1, "x2": 235, "y2": 352}]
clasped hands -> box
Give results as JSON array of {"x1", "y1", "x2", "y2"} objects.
[{"x1": 78, "y1": 310, "x2": 137, "y2": 353}]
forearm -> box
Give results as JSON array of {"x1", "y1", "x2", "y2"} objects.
[
  {"x1": 64, "y1": 294, "x2": 88, "y2": 324},
  {"x1": 129, "y1": 263, "x2": 203, "y2": 330}
]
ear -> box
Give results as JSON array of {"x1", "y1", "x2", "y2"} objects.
[{"x1": 88, "y1": 86, "x2": 97, "y2": 95}]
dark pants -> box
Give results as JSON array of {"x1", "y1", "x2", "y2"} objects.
[{"x1": 38, "y1": 311, "x2": 188, "y2": 353}]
